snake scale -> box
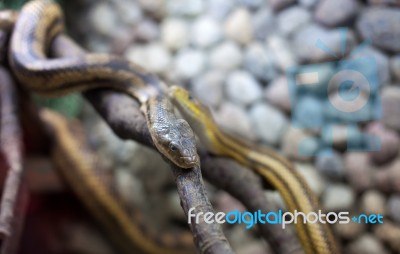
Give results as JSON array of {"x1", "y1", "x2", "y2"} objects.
[{"x1": 0, "y1": 0, "x2": 340, "y2": 253}]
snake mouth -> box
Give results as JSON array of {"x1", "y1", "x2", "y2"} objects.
[{"x1": 180, "y1": 155, "x2": 200, "y2": 168}]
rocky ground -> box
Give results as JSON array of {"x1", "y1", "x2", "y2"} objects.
[{"x1": 64, "y1": 0, "x2": 400, "y2": 253}]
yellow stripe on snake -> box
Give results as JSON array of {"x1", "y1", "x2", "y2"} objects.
[{"x1": 169, "y1": 87, "x2": 339, "y2": 254}]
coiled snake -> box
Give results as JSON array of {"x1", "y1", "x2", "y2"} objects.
[{"x1": 0, "y1": 0, "x2": 339, "y2": 253}]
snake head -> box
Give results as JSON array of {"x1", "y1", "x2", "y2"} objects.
[{"x1": 154, "y1": 119, "x2": 199, "y2": 169}]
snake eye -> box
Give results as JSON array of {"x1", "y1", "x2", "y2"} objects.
[
  {"x1": 188, "y1": 94, "x2": 194, "y2": 101},
  {"x1": 169, "y1": 143, "x2": 178, "y2": 152}
]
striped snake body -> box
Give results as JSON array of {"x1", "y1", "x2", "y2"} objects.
[
  {"x1": 8, "y1": 0, "x2": 199, "y2": 169},
  {"x1": 169, "y1": 86, "x2": 339, "y2": 254}
]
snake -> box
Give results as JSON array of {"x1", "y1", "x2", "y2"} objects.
[
  {"x1": 7, "y1": 0, "x2": 199, "y2": 170},
  {"x1": 169, "y1": 86, "x2": 340, "y2": 254},
  {"x1": 0, "y1": 0, "x2": 199, "y2": 253}
]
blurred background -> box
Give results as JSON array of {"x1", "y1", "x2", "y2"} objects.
[{"x1": 2, "y1": 0, "x2": 400, "y2": 253}]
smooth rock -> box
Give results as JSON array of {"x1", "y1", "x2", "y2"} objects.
[
  {"x1": 237, "y1": 0, "x2": 264, "y2": 10},
  {"x1": 295, "y1": 163, "x2": 326, "y2": 196},
  {"x1": 382, "y1": 86, "x2": 400, "y2": 130},
  {"x1": 137, "y1": 0, "x2": 165, "y2": 19},
  {"x1": 299, "y1": 0, "x2": 320, "y2": 9},
  {"x1": 191, "y1": 16, "x2": 222, "y2": 48},
  {"x1": 360, "y1": 190, "x2": 386, "y2": 215},
  {"x1": 243, "y1": 43, "x2": 278, "y2": 82},
  {"x1": 226, "y1": 71, "x2": 263, "y2": 105},
  {"x1": 344, "y1": 152, "x2": 374, "y2": 191},
  {"x1": 125, "y1": 43, "x2": 171, "y2": 74},
  {"x1": 267, "y1": 35, "x2": 297, "y2": 71},
  {"x1": 114, "y1": 0, "x2": 142, "y2": 24},
  {"x1": 206, "y1": 0, "x2": 235, "y2": 20},
  {"x1": 252, "y1": 7, "x2": 276, "y2": 41},
  {"x1": 89, "y1": 2, "x2": 118, "y2": 36},
  {"x1": 387, "y1": 195, "x2": 400, "y2": 223},
  {"x1": 167, "y1": 0, "x2": 204, "y2": 17},
  {"x1": 342, "y1": 46, "x2": 390, "y2": 91},
  {"x1": 390, "y1": 54, "x2": 400, "y2": 82},
  {"x1": 322, "y1": 184, "x2": 355, "y2": 211},
  {"x1": 292, "y1": 96, "x2": 324, "y2": 129},
  {"x1": 293, "y1": 24, "x2": 356, "y2": 63},
  {"x1": 264, "y1": 76, "x2": 291, "y2": 113},
  {"x1": 161, "y1": 18, "x2": 189, "y2": 51},
  {"x1": 282, "y1": 127, "x2": 319, "y2": 160},
  {"x1": 345, "y1": 234, "x2": 389, "y2": 254},
  {"x1": 135, "y1": 19, "x2": 160, "y2": 42},
  {"x1": 224, "y1": 8, "x2": 253, "y2": 45},
  {"x1": 215, "y1": 102, "x2": 256, "y2": 141},
  {"x1": 277, "y1": 6, "x2": 311, "y2": 36},
  {"x1": 374, "y1": 222, "x2": 400, "y2": 253},
  {"x1": 333, "y1": 220, "x2": 366, "y2": 240},
  {"x1": 315, "y1": 0, "x2": 359, "y2": 27},
  {"x1": 357, "y1": 8, "x2": 400, "y2": 52},
  {"x1": 249, "y1": 102, "x2": 289, "y2": 146},
  {"x1": 210, "y1": 41, "x2": 243, "y2": 71},
  {"x1": 192, "y1": 70, "x2": 225, "y2": 107},
  {"x1": 315, "y1": 149, "x2": 345, "y2": 180},
  {"x1": 174, "y1": 49, "x2": 206, "y2": 79},
  {"x1": 268, "y1": 0, "x2": 296, "y2": 11},
  {"x1": 366, "y1": 122, "x2": 400, "y2": 165}
]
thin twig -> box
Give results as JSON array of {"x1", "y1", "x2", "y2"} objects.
[{"x1": 0, "y1": 66, "x2": 28, "y2": 254}]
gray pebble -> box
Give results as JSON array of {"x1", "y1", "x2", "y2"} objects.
[
  {"x1": 315, "y1": 149, "x2": 345, "y2": 180},
  {"x1": 299, "y1": 0, "x2": 320, "y2": 9},
  {"x1": 215, "y1": 102, "x2": 256, "y2": 141},
  {"x1": 360, "y1": 190, "x2": 386, "y2": 215},
  {"x1": 382, "y1": 86, "x2": 400, "y2": 131},
  {"x1": 292, "y1": 96, "x2": 324, "y2": 129},
  {"x1": 191, "y1": 16, "x2": 222, "y2": 48},
  {"x1": 387, "y1": 195, "x2": 400, "y2": 223},
  {"x1": 224, "y1": 8, "x2": 253, "y2": 46},
  {"x1": 161, "y1": 18, "x2": 189, "y2": 51},
  {"x1": 282, "y1": 127, "x2": 319, "y2": 160},
  {"x1": 252, "y1": 7, "x2": 276, "y2": 41},
  {"x1": 174, "y1": 49, "x2": 206, "y2": 79},
  {"x1": 314, "y1": 0, "x2": 359, "y2": 27},
  {"x1": 264, "y1": 76, "x2": 291, "y2": 113},
  {"x1": 137, "y1": 0, "x2": 165, "y2": 19},
  {"x1": 249, "y1": 102, "x2": 289, "y2": 146},
  {"x1": 390, "y1": 54, "x2": 400, "y2": 82},
  {"x1": 345, "y1": 46, "x2": 390, "y2": 90},
  {"x1": 135, "y1": 19, "x2": 160, "y2": 42},
  {"x1": 366, "y1": 122, "x2": 400, "y2": 165},
  {"x1": 243, "y1": 43, "x2": 278, "y2": 82},
  {"x1": 226, "y1": 71, "x2": 263, "y2": 106},
  {"x1": 268, "y1": 0, "x2": 296, "y2": 11},
  {"x1": 344, "y1": 152, "x2": 374, "y2": 191},
  {"x1": 237, "y1": 0, "x2": 264, "y2": 10},
  {"x1": 89, "y1": 2, "x2": 118, "y2": 37},
  {"x1": 345, "y1": 234, "x2": 389, "y2": 254},
  {"x1": 277, "y1": 6, "x2": 311, "y2": 36},
  {"x1": 357, "y1": 8, "x2": 400, "y2": 52},
  {"x1": 293, "y1": 24, "x2": 356, "y2": 63},
  {"x1": 125, "y1": 43, "x2": 171, "y2": 74},
  {"x1": 266, "y1": 35, "x2": 297, "y2": 71},
  {"x1": 322, "y1": 184, "x2": 355, "y2": 211},
  {"x1": 206, "y1": 0, "x2": 235, "y2": 21},
  {"x1": 192, "y1": 70, "x2": 225, "y2": 107},
  {"x1": 114, "y1": 0, "x2": 142, "y2": 25},
  {"x1": 167, "y1": 0, "x2": 204, "y2": 17},
  {"x1": 210, "y1": 41, "x2": 243, "y2": 71}
]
